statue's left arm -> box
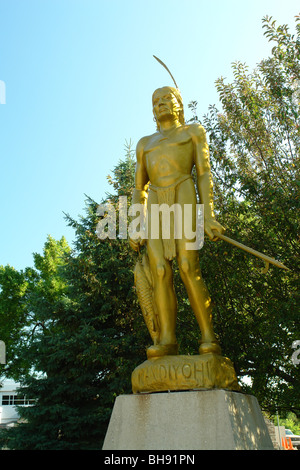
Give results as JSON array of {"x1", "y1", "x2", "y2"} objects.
[{"x1": 191, "y1": 124, "x2": 225, "y2": 240}]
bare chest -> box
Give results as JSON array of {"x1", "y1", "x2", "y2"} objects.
[{"x1": 144, "y1": 131, "x2": 194, "y2": 178}]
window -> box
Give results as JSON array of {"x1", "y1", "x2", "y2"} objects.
[
  {"x1": 1, "y1": 395, "x2": 34, "y2": 405},
  {"x1": 2, "y1": 395, "x2": 12, "y2": 405}
]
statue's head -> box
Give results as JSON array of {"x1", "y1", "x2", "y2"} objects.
[{"x1": 152, "y1": 86, "x2": 185, "y2": 130}]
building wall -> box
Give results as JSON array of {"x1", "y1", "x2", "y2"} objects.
[{"x1": 0, "y1": 379, "x2": 23, "y2": 425}]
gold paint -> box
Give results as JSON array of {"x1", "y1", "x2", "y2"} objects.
[
  {"x1": 129, "y1": 65, "x2": 287, "y2": 394},
  {"x1": 131, "y1": 354, "x2": 240, "y2": 394},
  {"x1": 130, "y1": 85, "x2": 224, "y2": 363}
]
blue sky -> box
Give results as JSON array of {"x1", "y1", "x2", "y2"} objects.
[{"x1": 0, "y1": 0, "x2": 299, "y2": 270}]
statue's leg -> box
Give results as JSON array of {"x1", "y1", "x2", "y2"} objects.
[
  {"x1": 146, "y1": 238, "x2": 178, "y2": 358},
  {"x1": 175, "y1": 178, "x2": 221, "y2": 355},
  {"x1": 145, "y1": 189, "x2": 178, "y2": 358},
  {"x1": 176, "y1": 243, "x2": 221, "y2": 355}
]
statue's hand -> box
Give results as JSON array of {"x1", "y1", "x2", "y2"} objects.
[
  {"x1": 204, "y1": 218, "x2": 225, "y2": 241},
  {"x1": 129, "y1": 232, "x2": 146, "y2": 252}
]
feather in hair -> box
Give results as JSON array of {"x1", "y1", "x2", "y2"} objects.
[{"x1": 153, "y1": 55, "x2": 179, "y2": 89}]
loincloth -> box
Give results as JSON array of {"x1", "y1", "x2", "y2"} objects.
[{"x1": 148, "y1": 174, "x2": 192, "y2": 260}]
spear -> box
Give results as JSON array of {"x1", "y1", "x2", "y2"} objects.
[{"x1": 212, "y1": 230, "x2": 289, "y2": 273}]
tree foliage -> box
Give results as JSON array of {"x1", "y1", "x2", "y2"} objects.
[
  {"x1": 0, "y1": 236, "x2": 70, "y2": 381},
  {"x1": 0, "y1": 16, "x2": 299, "y2": 449},
  {"x1": 194, "y1": 15, "x2": 299, "y2": 414},
  {"x1": 0, "y1": 145, "x2": 148, "y2": 449}
]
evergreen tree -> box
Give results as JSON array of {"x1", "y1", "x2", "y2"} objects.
[
  {"x1": 1, "y1": 17, "x2": 299, "y2": 449},
  {"x1": 1, "y1": 145, "x2": 147, "y2": 449}
]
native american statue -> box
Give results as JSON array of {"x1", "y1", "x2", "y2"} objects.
[
  {"x1": 129, "y1": 56, "x2": 223, "y2": 360},
  {"x1": 130, "y1": 57, "x2": 288, "y2": 368}
]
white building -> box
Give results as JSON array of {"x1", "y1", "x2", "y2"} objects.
[{"x1": 0, "y1": 379, "x2": 32, "y2": 427}]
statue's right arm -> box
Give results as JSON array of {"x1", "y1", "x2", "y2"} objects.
[
  {"x1": 129, "y1": 137, "x2": 149, "y2": 251},
  {"x1": 132, "y1": 137, "x2": 149, "y2": 205}
]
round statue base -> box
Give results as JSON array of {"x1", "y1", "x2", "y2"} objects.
[{"x1": 131, "y1": 353, "x2": 240, "y2": 394}]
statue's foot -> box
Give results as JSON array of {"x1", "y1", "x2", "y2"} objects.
[
  {"x1": 147, "y1": 343, "x2": 178, "y2": 359},
  {"x1": 199, "y1": 340, "x2": 221, "y2": 355}
]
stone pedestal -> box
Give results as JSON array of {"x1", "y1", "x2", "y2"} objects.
[{"x1": 102, "y1": 390, "x2": 274, "y2": 450}]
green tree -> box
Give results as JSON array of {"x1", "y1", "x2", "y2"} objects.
[
  {"x1": 192, "y1": 15, "x2": 299, "y2": 415},
  {"x1": 1, "y1": 144, "x2": 147, "y2": 449},
  {"x1": 0, "y1": 236, "x2": 70, "y2": 382},
  {"x1": 1, "y1": 17, "x2": 299, "y2": 449},
  {"x1": 0, "y1": 265, "x2": 29, "y2": 377},
  {"x1": 275, "y1": 412, "x2": 300, "y2": 435}
]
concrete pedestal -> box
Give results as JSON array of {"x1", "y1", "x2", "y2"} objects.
[{"x1": 102, "y1": 390, "x2": 274, "y2": 450}]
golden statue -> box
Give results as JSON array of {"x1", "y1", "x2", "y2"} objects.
[
  {"x1": 129, "y1": 58, "x2": 288, "y2": 394},
  {"x1": 128, "y1": 58, "x2": 235, "y2": 392},
  {"x1": 130, "y1": 85, "x2": 224, "y2": 357},
  {"x1": 129, "y1": 80, "x2": 242, "y2": 392}
]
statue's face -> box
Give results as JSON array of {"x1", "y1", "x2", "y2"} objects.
[{"x1": 152, "y1": 87, "x2": 181, "y2": 123}]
